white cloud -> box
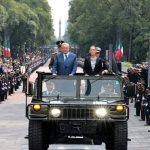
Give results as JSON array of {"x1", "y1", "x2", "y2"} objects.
[{"x1": 48, "y1": 0, "x2": 70, "y2": 39}]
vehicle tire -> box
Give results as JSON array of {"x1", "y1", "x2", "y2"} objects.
[
  {"x1": 105, "y1": 125, "x2": 114, "y2": 150},
  {"x1": 93, "y1": 137, "x2": 102, "y2": 145},
  {"x1": 43, "y1": 123, "x2": 50, "y2": 149},
  {"x1": 29, "y1": 120, "x2": 48, "y2": 150},
  {"x1": 105, "y1": 137, "x2": 113, "y2": 150},
  {"x1": 106, "y1": 122, "x2": 127, "y2": 150},
  {"x1": 114, "y1": 122, "x2": 128, "y2": 150}
]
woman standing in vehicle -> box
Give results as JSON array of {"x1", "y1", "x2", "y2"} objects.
[{"x1": 83, "y1": 45, "x2": 103, "y2": 75}]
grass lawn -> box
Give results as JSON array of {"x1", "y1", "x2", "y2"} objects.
[{"x1": 122, "y1": 62, "x2": 132, "y2": 68}]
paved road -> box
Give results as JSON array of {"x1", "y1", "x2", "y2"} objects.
[{"x1": 0, "y1": 62, "x2": 150, "y2": 150}]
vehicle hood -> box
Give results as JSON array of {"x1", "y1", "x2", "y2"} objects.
[{"x1": 47, "y1": 98, "x2": 122, "y2": 105}]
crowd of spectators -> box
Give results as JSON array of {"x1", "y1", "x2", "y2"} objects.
[
  {"x1": 122, "y1": 62, "x2": 150, "y2": 125},
  {"x1": 0, "y1": 50, "x2": 50, "y2": 103}
]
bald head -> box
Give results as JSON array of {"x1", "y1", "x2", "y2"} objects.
[
  {"x1": 46, "y1": 81, "x2": 55, "y2": 91},
  {"x1": 61, "y1": 43, "x2": 70, "y2": 54}
]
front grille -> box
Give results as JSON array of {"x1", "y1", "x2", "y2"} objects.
[{"x1": 62, "y1": 108, "x2": 93, "y2": 119}]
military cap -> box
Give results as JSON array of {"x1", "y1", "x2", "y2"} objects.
[
  {"x1": 56, "y1": 40, "x2": 64, "y2": 47},
  {"x1": 96, "y1": 47, "x2": 101, "y2": 53}
]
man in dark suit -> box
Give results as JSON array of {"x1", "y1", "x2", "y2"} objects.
[
  {"x1": 83, "y1": 45, "x2": 103, "y2": 75},
  {"x1": 52, "y1": 43, "x2": 77, "y2": 75}
]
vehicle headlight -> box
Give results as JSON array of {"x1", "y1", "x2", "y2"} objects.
[
  {"x1": 50, "y1": 108, "x2": 61, "y2": 118},
  {"x1": 33, "y1": 104, "x2": 41, "y2": 111},
  {"x1": 95, "y1": 108, "x2": 107, "y2": 118},
  {"x1": 116, "y1": 105, "x2": 124, "y2": 112}
]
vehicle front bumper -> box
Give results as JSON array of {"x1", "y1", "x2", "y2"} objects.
[{"x1": 26, "y1": 103, "x2": 129, "y2": 122}]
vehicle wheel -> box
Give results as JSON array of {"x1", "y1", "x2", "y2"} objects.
[
  {"x1": 105, "y1": 138, "x2": 113, "y2": 150},
  {"x1": 29, "y1": 120, "x2": 48, "y2": 150},
  {"x1": 106, "y1": 122, "x2": 127, "y2": 150},
  {"x1": 43, "y1": 123, "x2": 50, "y2": 149},
  {"x1": 93, "y1": 136, "x2": 102, "y2": 145},
  {"x1": 105, "y1": 126, "x2": 114, "y2": 150},
  {"x1": 114, "y1": 122, "x2": 128, "y2": 150}
]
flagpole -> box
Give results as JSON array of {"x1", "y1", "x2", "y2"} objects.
[{"x1": 109, "y1": 44, "x2": 113, "y2": 71}]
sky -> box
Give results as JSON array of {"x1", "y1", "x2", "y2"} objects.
[{"x1": 48, "y1": 0, "x2": 70, "y2": 39}]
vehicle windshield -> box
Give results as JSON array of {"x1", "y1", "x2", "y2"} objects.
[
  {"x1": 42, "y1": 76, "x2": 121, "y2": 99},
  {"x1": 42, "y1": 79, "x2": 76, "y2": 97},
  {"x1": 81, "y1": 79, "x2": 121, "y2": 98}
]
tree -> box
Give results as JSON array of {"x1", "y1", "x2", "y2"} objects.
[
  {"x1": 0, "y1": 0, "x2": 54, "y2": 58},
  {"x1": 67, "y1": 0, "x2": 150, "y2": 62}
]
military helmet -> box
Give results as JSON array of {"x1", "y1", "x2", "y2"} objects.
[{"x1": 56, "y1": 40, "x2": 64, "y2": 48}]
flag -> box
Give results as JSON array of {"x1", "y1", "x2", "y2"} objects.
[
  {"x1": 114, "y1": 43, "x2": 123, "y2": 60},
  {"x1": 0, "y1": 48, "x2": 2, "y2": 56},
  {"x1": 7, "y1": 47, "x2": 11, "y2": 58},
  {"x1": 3, "y1": 32, "x2": 11, "y2": 58},
  {"x1": 114, "y1": 44, "x2": 120, "y2": 60},
  {"x1": 121, "y1": 44, "x2": 123, "y2": 57},
  {"x1": 4, "y1": 32, "x2": 7, "y2": 58},
  {"x1": 4, "y1": 46, "x2": 7, "y2": 57},
  {"x1": 5, "y1": 38, "x2": 11, "y2": 58},
  {"x1": 0, "y1": 46, "x2": 5, "y2": 56},
  {"x1": 0, "y1": 47, "x2": 1, "y2": 56},
  {"x1": 2, "y1": 46, "x2": 5, "y2": 56}
]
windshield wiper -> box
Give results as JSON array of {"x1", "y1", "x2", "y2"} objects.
[
  {"x1": 85, "y1": 76, "x2": 104, "y2": 96},
  {"x1": 57, "y1": 94, "x2": 59, "y2": 100},
  {"x1": 97, "y1": 95, "x2": 100, "y2": 101}
]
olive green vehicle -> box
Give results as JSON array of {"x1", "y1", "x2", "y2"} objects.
[{"x1": 26, "y1": 72, "x2": 129, "y2": 150}]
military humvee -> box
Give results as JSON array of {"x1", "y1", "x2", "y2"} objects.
[{"x1": 26, "y1": 72, "x2": 129, "y2": 150}]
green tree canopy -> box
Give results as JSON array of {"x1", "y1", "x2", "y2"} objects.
[
  {"x1": 0, "y1": 0, "x2": 54, "y2": 58},
  {"x1": 67, "y1": 0, "x2": 150, "y2": 62}
]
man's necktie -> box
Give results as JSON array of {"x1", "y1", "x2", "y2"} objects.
[{"x1": 64, "y1": 54, "x2": 67, "y2": 61}]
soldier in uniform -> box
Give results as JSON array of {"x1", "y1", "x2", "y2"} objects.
[
  {"x1": 49, "y1": 40, "x2": 64, "y2": 70},
  {"x1": 0, "y1": 75, "x2": 5, "y2": 102},
  {"x1": 8, "y1": 71, "x2": 15, "y2": 94},
  {"x1": 96, "y1": 47, "x2": 108, "y2": 71},
  {"x1": 0, "y1": 62, "x2": 5, "y2": 102},
  {"x1": 43, "y1": 81, "x2": 59, "y2": 96},
  {"x1": 0, "y1": 65, "x2": 4, "y2": 74}
]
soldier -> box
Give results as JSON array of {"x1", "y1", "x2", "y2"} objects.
[
  {"x1": 43, "y1": 81, "x2": 59, "y2": 96},
  {"x1": 0, "y1": 75, "x2": 5, "y2": 102},
  {"x1": 96, "y1": 47, "x2": 108, "y2": 71},
  {"x1": 0, "y1": 65, "x2": 4, "y2": 74},
  {"x1": 15, "y1": 68, "x2": 22, "y2": 87},
  {"x1": 49, "y1": 40, "x2": 64, "y2": 70},
  {"x1": 96, "y1": 47, "x2": 101, "y2": 58},
  {"x1": 8, "y1": 71, "x2": 15, "y2": 94}
]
